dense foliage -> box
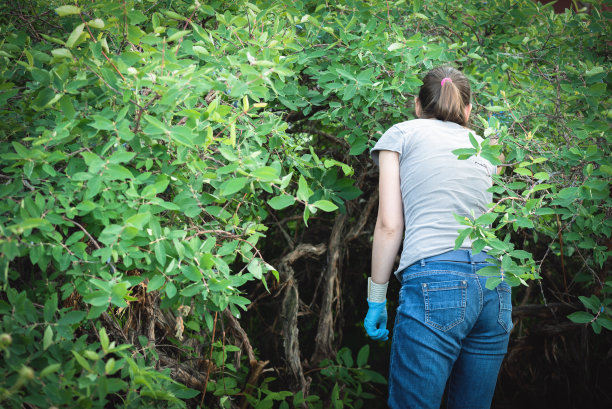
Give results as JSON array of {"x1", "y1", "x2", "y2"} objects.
[{"x1": 0, "y1": 0, "x2": 610, "y2": 407}]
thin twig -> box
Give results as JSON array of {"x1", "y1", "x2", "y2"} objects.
[{"x1": 62, "y1": 216, "x2": 101, "y2": 249}]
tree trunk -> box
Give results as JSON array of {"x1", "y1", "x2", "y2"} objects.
[
  {"x1": 311, "y1": 214, "x2": 347, "y2": 363},
  {"x1": 279, "y1": 243, "x2": 325, "y2": 393}
]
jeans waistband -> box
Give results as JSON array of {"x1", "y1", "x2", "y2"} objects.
[{"x1": 421, "y1": 249, "x2": 490, "y2": 265}]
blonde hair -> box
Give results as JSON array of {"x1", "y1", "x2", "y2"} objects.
[{"x1": 418, "y1": 66, "x2": 471, "y2": 126}]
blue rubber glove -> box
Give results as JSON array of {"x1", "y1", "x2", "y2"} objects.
[{"x1": 364, "y1": 300, "x2": 389, "y2": 341}]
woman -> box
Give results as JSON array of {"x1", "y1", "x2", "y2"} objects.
[{"x1": 364, "y1": 66, "x2": 512, "y2": 409}]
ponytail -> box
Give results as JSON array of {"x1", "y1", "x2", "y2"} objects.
[{"x1": 417, "y1": 67, "x2": 471, "y2": 126}]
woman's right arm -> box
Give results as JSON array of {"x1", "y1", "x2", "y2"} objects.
[{"x1": 364, "y1": 150, "x2": 404, "y2": 341}]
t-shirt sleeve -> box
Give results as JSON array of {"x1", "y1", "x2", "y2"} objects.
[{"x1": 370, "y1": 125, "x2": 404, "y2": 166}]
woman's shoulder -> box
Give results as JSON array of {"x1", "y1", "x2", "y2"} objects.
[
  {"x1": 391, "y1": 118, "x2": 470, "y2": 138},
  {"x1": 392, "y1": 118, "x2": 430, "y2": 130}
]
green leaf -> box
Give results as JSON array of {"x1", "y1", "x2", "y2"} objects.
[
  {"x1": 90, "y1": 115, "x2": 115, "y2": 131},
  {"x1": 182, "y1": 265, "x2": 203, "y2": 281},
  {"x1": 167, "y1": 30, "x2": 191, "y2": 43},
  {"x1": 533, "y1": 172, "x2": 549, "y2": 180},
  {"x1": 356, "y1": 344, "x2": 369, "y2": 368},
  {"x1": 485, "y1": 277, "x2": 503, "y2": 290},
  {"x1": 599, "y1": 164, "x2": 612, "y2": 176},
  {"x1": 83, "y1": 291, "x2": 110, "y2": 307},
  {"x1": 88, "y1": 19, "x2": 105, "y2": 29},
  {"x1": 164, "y1": 10, "x2": 186, "y2": 20},
  {"x1": 247, "y1": 259, "x2": 263, "y2": 279},
  {"x1": 360, "y1": 369, "x2": 387, "y2": 384},
  {"x1": 469, "y1": 133, "x2": 478, "y2": 148},
  {"x1": 598, "y1": 316, "x2": 612, "y2": 331},
  {"x1": 585, "y1": 66, "x2": 604, "y2": 76},
  {"x1": 532, "y1": 183, "x2": 552, "y2": 192},
  {"x1": 268, "y1": 195, "x2": 295, "y2": 210},
  {"x1": 514, "y1": 167, "x2": 533, "y2": 176},
  {"x1": 55, "y1": 5, "x2": 81, "y2": 16},
  {"x1": 72, "y1": 351, "x2": 91, "y2": 371},
  {"x1": 181, "y1": 283, "x2": 205, "y2": 297},
  {"x1": 454, "y1": 228, "x2": 472, "y2": 249},
  {"x1": 170, "y1": 126, "x2": 194, "y2": 147},
  {"x1": 40, "y1": 363, "x2": 61, "y2": 378},
  {"x1": 144, "y1": 114, "x2": 169, "y2": 133},
  {"x1": 32, "y1": 88, "x2": 58, "y2": 109},
  {"x1": 535, "y1": 207, "x2": 555, "y2": 215},
  {"x1": 578, "y1": 295, "x2": 600, "y2": 313},
  {"x1": 43, "y1": 294, "x2": 57, "y2": 322},
  {"x1": 220, "y1": 177, "x2": 247, "y2": 196},
  {"x1": 477, "y1": 266, "x2": 502, "y2": 277},
  {"x1": 592, "y1": 320, "x2": 602, "y2": 334},
  {"x1": 452, "y1": 148, "x2": 477, "y2": 159},
  {"x1": 472, "y1": 239, "x2": 487, "y2": 255},
  {"x1": 109, "y1": 151, "x2": 135, "y2": 164},
  {"x1": 165, "y1": 281, "x2": 177, "y2": 298},
  {"x1": 105, "y1": 164, "x2": 133, "y2": 180},
  {"x1": 297, "y1": 175, "x2": 312, "y2": 202},
  {"x1": 66, "y1": 24, "x2": 85, "y2": 48},
  {"x1": 312, "y1": 200, "x2": 338, "y2": 212},
  {"x1": 567, "y1": 311, "x2": 594, "y2": 324},
  {"x1": 475, "y1": 212, "x2": 497, "y2": 226},
  {"x1": 43, "y1": 325, "x2": 53, "y2": 350},
  {"x1": 51, "y1": 48, "x2": 73, "y2": 59},
  {"x1": 251, "y1": 166, "x2": 280, "y2": 181},
  {"x1": 125, "y1": 212, "x2": 150, "y2": 229},
  {"x1": 154, "y1": 242, "x2": 166, "y2": 265},
  {"x1": 100, "y1": 328, "x2": 110, "y2": 351},
  {"x1": 148, "y1": 275, "x2": 166, "y2": 292},
  {"x1": 510, "y1": 250, "x2": 532, "y2": 260},
  {"x1": 58, "y1": 310, "x2": 87, "y2": 326}
]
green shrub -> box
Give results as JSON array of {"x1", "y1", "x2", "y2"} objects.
[{"x1": 0, "y1": 0, "x2": 610, "y2": 407}]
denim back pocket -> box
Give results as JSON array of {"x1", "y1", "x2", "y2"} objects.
[
  {"x1": 496, "y1": 282, "x2": 513, "y2": 333},
  {"x1": 421, "y1": 280, "x2": 467, "y2": 332}
]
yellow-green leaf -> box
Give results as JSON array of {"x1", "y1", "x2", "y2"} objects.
[
  {"x1": 88, "y1": 19, "x2": 105, "y2": 29},
  {"x1": 43, "y1": 325, "x2": 53, "y2": 350},
  {"x1": 66, "y1": 24, "x2": 85, "y2": 48},
  {"x1": 55, "y1": 5, "x2": 81, "y2": 16},
  {"x1": 387, "y1": 42, "x2": 403, "y2": 51},
  {"x1": 167, "y1": 30, "x2": 191, "y2": 43},
  {"x1": 514, "y1": 167, "x2": 532, "y2": 177},
  {"x1": 40, "y1": 363, "x2": 61, "y2": 378},
  {"x1": 72, "y1": 351, "x2": 91, "y2": 371},
  {"x1": 51, "y1": 48, "x2": 73, "y2": 59}
]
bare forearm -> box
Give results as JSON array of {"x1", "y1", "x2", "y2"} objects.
[{"x1": 371, "y1": 219, "x2": 403, "y2": 284}]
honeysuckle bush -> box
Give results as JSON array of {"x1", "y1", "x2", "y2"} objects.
[{"x1": 0, "y1": 0, "x2": 610, "y2": 407}]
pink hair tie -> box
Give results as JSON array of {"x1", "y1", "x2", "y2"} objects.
[{"x1": 441, "y1": 77, "x2": 452, "y2": 86}]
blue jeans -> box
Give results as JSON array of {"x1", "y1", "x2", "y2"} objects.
[{"x1": 388, "y1": 256, "x2": 512, "y2": 409}]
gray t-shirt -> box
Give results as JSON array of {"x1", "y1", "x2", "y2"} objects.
[{"x1": 371, "y1": 118, "x2": 496, "y2": 277}]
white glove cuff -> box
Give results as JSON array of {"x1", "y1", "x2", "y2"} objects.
[{"x1": 367, "y1": 277, "x2": 388, "y2": 303}]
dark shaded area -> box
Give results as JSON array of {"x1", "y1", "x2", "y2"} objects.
[{"x1": 242, "y1": 181, "x2": 612, "y2": 408}]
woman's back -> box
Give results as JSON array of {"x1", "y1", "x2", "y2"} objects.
[{"x1": 372, "y1": 118, "x2": 496, "y2": 274}]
